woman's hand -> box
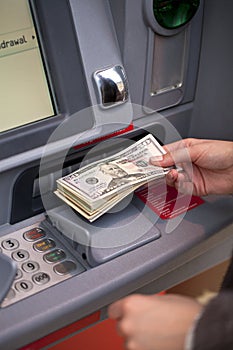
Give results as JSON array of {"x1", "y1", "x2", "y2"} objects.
[
  {"x1": 108, "y1": 293, "x2": 203, "y2": 350},
  {"x1": 151, "y1": 138, "x2": 233, "y2": 196}
]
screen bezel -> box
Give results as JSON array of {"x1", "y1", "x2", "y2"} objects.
[{"x1": 0, "y1": 0, "x2": 92, "y2": 160}]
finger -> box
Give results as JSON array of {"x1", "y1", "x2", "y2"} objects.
[
  {"x1": 170, "y1": 148, "x2": 192, "y2": 166},
  {"x1": 150, "y1": 140, "x2": 186, "y2": 166},
  {"x1": 150, "y1": 147, "x2": 191, "y2": 168},
  {"x1": 108, "y1": 300, "x2": 124, "y2": 320},
  {"x1": 116, "y1": 319, "x2": 132, "y2": 338},
  {"x1": 116, "y1": 320, "x2": 126, "y2": 337},
  {"x1": 175, "y1": 177, "x2": 194, "y2": 195},
  {"x1": 151, "y1": 138, "x2": 208, "y2": 168},
  {"x1": 150, "y1": 152, "x2": 174, "y2": 167},
  {"x1": 124, "y1": 339, "x2": 138, "y2": 350},
  {"x1": 166, "y1": 169, "x2": 179, "y2": 187},
  {"x1": 166, "y1": 170, "x2": 195, "y2": 195},
  {"x1": 166, "y1": 167, "x2": 197, "y2": 196}
]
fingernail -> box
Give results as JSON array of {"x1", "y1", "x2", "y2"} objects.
[
  {"x1": 167, "y1": 171, "x2": 175, "y2": 180},
  {"x1": 150, "y1": 155, "x2": 164, "y2": 162}
]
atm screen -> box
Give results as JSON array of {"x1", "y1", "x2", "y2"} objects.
[{"x1": 0, "y1": 0, "x2": 54, "y2": 133}]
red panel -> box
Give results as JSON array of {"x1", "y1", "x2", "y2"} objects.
[
  {"x1": 73, "y1": 123, "x2": 134, "y2": 150},
  {"x1": 135, "y1": 181, "x2": 204, "y2": 219},
  {"x1": 50, "y1": 319, "x2": 124, "y2": 350},
  {"x1": 20, "y1": 311, "x2": 101, "y2": 350}
]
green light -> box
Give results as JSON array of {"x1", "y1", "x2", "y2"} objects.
[{"x1": 153, "y1": 0, "x2": 200, "y2": 30}]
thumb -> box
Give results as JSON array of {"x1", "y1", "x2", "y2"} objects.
[
  {"x1": 150, "y1": 147, "x2": 191, "y2": 167},
  {"x1": 150, "y1": 152, "x2": 175, "y2": 167}
]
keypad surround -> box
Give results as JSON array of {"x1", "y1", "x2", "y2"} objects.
[{"x1": 0, "y1": 223, "x2": 85, "y2": 308}]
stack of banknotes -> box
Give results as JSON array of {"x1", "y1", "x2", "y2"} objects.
[{"x1": 55, "y1": 134, "x2": 173, "y2": 222}]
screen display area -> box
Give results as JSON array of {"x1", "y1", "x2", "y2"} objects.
[{"x1": 0, "y1": 0, "x2": 54, "y2": 133}]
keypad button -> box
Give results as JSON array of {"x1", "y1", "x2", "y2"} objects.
[
  {"x1": 22, "y1": 261, "x2": 39, "y2": 273},
  {"x1": 15, "y1": 269, "x2": 23, "y2": 280},
  {"x1": 15, "y1": 280, "x2": 33, "y2": 292},
  {"x1": 44, "y1": 249, "x2": 66, "y2": 264},
  {"x1": 32, "y1": 272, "x2": 50, "y2": 285},
  {"x1": 54, "y1": 261, "x2": 77, "y2": 275},
  {"x1": 23, "y1": 227, "x2": 46, "y2": 242},
  {"x1": 2, "y1": 238, "x2": 19, "y2": 251},
  {"x1": 12, "y1": 249, "x2": 29, "y2": 262},
  {"x1": 33, "y1": 239, "x2": 56, "y2": 253}
]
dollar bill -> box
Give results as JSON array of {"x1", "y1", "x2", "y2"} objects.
[
  {"x1": 54, "y1": 185, "x2": 138, "y2": 222},
  {"x1": 57, "y1": 134, "x2": 171, "y2": 204},
  {"x1": 55, "y1": 134, "x2": 174, "y2": 221}
]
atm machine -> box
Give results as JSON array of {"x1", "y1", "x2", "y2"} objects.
[{"x1": 0, "y1": 0, "x2": 232, "y2": 349}]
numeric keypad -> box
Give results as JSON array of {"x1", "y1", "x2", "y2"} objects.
[{"x1": 0, "y1": 222, "x2": 85, "y2": 307}]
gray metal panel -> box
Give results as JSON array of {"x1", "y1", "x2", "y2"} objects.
[
  {"x1": 189, "y1": 0, "x2": 233, "y2": 140},
  {"x1": 110, "y1": 0, "x2": 204, "y2": 111},
  {"x1": 48, "y1": 203, "x2": 161, "y2": 266},
  {"x1": 69, "y1": 0, "x2": 133, "y2": 131},
  {"x1": 0, "y1": 195, "x2": 232, "y2": 349}
]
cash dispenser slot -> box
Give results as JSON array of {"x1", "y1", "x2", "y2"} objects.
[{"x1": 10, "y1": 128, "x2": 164, "y2": 224}]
